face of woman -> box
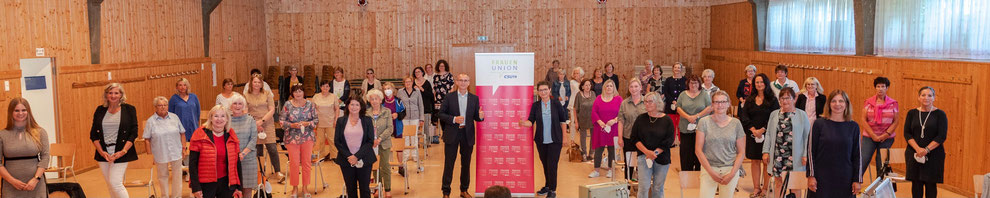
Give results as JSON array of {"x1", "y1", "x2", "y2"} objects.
[
  {"x1": 775, "y1": 70, "x2": 787, "y2": 80},
  {"x1": 223, "y1": 82, "x2": 233, "y2": 92},
  {"x1": 582, "y1": 82, "x2": 592, "y2": 92},
  {"x1": 176, "y1": 82, "x2": 188, "y2": 94},
  {"x1": 688, "y1": 80, "x2": 700, "y2": 91},
  {"x1": 252, "y1": 78, "x2": 263, "y2": 92},
  {"x1": 653, "y1": 68, "x2": 662, "y2": 76},
  {"x1": 779, "y1": 94, "x2": 795, "y2": 110},
  {"x1": 754, "y1": 76, "x2": 766, "y2": 91},
  {"x1": 426, "y1": 65, "x2": 434, "y2": 73},
  {"x1": 875, "y1": 83, "x2": 888, "y2": 97},
  {"x1": 366, "y1": 70, "x2": 375, "y2": 79},
  {"x1": 557, "y1": 70, "x2": 566, "y2": 81},
  {"x1": 571, "y1": 70, "x2": 581, "y2": 80},
  {"x1": 537, "y1": 85, "x2": 551, "y2": 101},
  {"x1": 746, "y1": 69, "x2": 756, "y2": 78},
  {"x1": 712, "y1": 95, "x2": 730, "y2": 114},
  {"x1": 629, "y1": 81, "x2": 642, "y2": 95},
  {"x1": 404, "y1": 79, "x2": 414, "y2": 89},
  {"x1": 605, "y1": 65, "x2": 614, "y2": 74},
  {"x1": 211, "y1": 111, "x2": 227, "y2": 130},
  {"x1": 594, "y1": 70, "x2": 603, "y2": 77},
  {"x1": 604, "y1": 83, "x2": 616, "y2": 95},
  {"x1": 918, "y1": 89, "x2": 935, "y2": 107},
  {"x1": 369, "y1": 95, "x2": 382, "y2": 106},
  {"x1": 292, "y1": 89, "x2": 304, "y2": 99},
  {"x1": 106, "y1": 88, "x2": 122, "y2": 104},
  {"x1": 414, "y1": 69, "x2": 424, "y2": 78},
  {"x1": 438, "y1": 63, "x2": 448, "y2": 72},
  {"x1": 155, "y1": 102, "x2": 168, "y2": 116},
  {"x1": 673, "y1": 65, "x2": 682, "y2": 75},
  {"x1": 804, "y1": 82, "x2": 817, "y2": 93},
  {"x1": 289, "y1": 68, "x2": 298, "y2": 76},
  {"x1": 830, "y1": 95, "x2": 847, "y2": 115},
  {"x1": 321, "y1": 84, "x2": 331, "y2": 93},
  {"x1": 644, "y1": 96, "x2": 659, "y2": 113},
  {"x1": 230, "y1": 101, "x2": 245, "y2": 114},
  {"x1": 348, "y1": 100, "x2": 362, "y2": 114},
  {"x1": 12, "y1": 104, "x2": 28, "y2": 123},
  {"x1": 703, "y1": 74, "x2": 714, "y2": 84}
]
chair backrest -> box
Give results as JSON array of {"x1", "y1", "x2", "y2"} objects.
[
  {"x1": 680, "y1": 171, "x2": 701, "y2": 188},
  {"x1": 974, "y1": 174, "x2": 985, "y2": 198},
  {"x1": 129, "y1": 156, "x2": 156, "y2": 169},
  {"x1": 391, "y1": 138, "x2": 405, "y2": 151},
  {"x1": 888, "y1": 148, "x2": 906, "y2": 164},
  {"x1": 403, "y1": 124, "x2": 418, "y2": 136},
  {"x1": 49, "y1": 143, "x2": 76, "y2": 167}
]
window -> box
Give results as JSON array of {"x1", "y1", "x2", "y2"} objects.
[
  {"x1": 766, "y1": 0, "x2": 855, "y2": 54},
  {"x1": 875, "y1": 0, "x2": 990, "y2": 59}
]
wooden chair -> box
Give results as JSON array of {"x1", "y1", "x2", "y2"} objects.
[
  {"x1": 45, "y1": 143, "x2": 77, "y2": 182},
  {"x1": 390, "y1": 137, "x2": 410, "y2": 194},
  {"x1": 679, "y1": 171, "x2": 701, "y2": 198},
  {"x1": 123, "y1": 157, "x2": 157, "y2": 198}
]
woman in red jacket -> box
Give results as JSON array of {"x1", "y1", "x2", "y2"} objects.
[{"x1": 190, "y1": 105, "x2": 243, "y2": 198}]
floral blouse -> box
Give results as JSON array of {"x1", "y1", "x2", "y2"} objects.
[
  {"x1": 433, "y1": 72, "x2": 454, "y2": 106},
  {"x1": 280, "y1": 100, "x2": 319, "y2": 144}
]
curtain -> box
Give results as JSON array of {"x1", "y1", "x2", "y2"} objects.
[
  {"x1": 875, "y1": 0, "x2": 990, "y2": 60},
  {"x1": 766, "y1": 0, "x2": 855, "y2": 54}
]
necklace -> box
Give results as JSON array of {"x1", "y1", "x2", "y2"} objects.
[
  {"x1": 918, "y1": 107, "x2": 937, "y2": 138},
  {"x1": 648, "y1": 113, "x2": 665, "y2": 123}
]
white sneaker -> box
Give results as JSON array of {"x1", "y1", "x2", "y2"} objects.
[
  {"x1": 588, "y1": 171, "x2": 600, "y2": 178},
  {"x1": 606, "y1": 170, "x2": 613, "y2": 178}
]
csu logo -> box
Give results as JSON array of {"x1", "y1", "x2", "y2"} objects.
[{"x1": 503, "y1": 75, "x2": 517, "y2": 79}]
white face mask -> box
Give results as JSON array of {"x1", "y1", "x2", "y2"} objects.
[{"x1": 384, "y1": 90, "x2": 393, "y2": 97}]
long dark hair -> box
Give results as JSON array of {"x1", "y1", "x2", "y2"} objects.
[
  {"x1": 747, "y1": 73, "x2": 777, "y2": 104},
  {"x1": 343, "y1": 94, "x2": 367, "y2": 116},
  {"x1": 413, "y1": 66, "x2": 426, "y2": 78}
]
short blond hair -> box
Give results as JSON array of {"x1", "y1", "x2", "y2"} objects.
[
  {"x1": 103, "y1": 83, "x2": 127, "y2": 107},
  {"x1": 571, "y1": 67, "x2": 585, "y2": 78},
  {"x1": 201, "y1": 105, "x2": 231, "y2": 132},
  {"x1": 365, "y1": 89, "x2": 384, "y2": 102},
  {"x1": 229, "y1": 94, "x2": 247, "y2": 114},
  {"x1": 803, "y1": 77, "x2": 825, "y2": 95}
]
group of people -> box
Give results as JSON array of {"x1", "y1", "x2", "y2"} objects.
[
  {"x1": 0, "y1": 58, "x2": 948, "y2": 198},
  {"x1": 551, "y1": 61, "x2": 947, "y2": 198}
]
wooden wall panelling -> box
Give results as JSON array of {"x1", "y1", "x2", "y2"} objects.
[
  {"x1": 57, "y1": 59, "x2": 217, "y2": 171},
  {"x1": 212, "y1": 0, "x2": 267, "y2": 85},
  {"x1": 99, "y1": 0, "x2": 203, "y2": 64},
  {"x1": 710, "y1": 2, "x2": 754, "y2": 50},
  {"x1": 0, "y1": 0, "x2": 91, "y2": 71},
  {"x1": 264, "y1": 0, "x2": 711, "y2": 91},
  {"x1": 702, "y1": 49, "x2": 990, "y2": 195}
]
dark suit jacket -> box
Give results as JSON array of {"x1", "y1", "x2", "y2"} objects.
[
  {"x1": 334, "y1": 115, "x2": 378, "y2": 166},
  {"x1": 436, "y1": 91, "x2": 484, "y2": 145},
  {"x1": 89, "y1": 103, "x2": 139, "y2": 163},
  {"x1": 528, "y1": 99, "x2": 568, "y2": 144},
  {"x1": 796, "y1": 93, "x2": 827, "y2": 118}
]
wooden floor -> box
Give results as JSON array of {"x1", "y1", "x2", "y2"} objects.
[{"x1": 62, "y1": 143, "x2": 967, "y2": 198}]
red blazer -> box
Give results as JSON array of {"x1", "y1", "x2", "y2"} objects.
[{"x1": 188, "y1": 127, "x2": 241, "y2": 192}]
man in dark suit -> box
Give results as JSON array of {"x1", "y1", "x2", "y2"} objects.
[{"x1": 437, "y1": 74, "x2": 485, "y2": 198}]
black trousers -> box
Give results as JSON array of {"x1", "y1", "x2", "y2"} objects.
[
  {"x1": 911, "y1": 181, "x2": 937, "y2": 198},
  {"x1": 340, "y1": 165, "x2": 372, "y2": 198},
  {"x1": 679, "y1": 133, "x2": 701, "y2": 171},
  {"x1": 201, "y1": 177, "x2": 234, "y2": 198},
  {"x1": 441, "y1": 132, "x2": 474, "y2": 195},
  {"x1": 257, "y1": 143, "x2": 282, "y2": 172},
  {"x1": 536, "y1": 142, "x2": 562, "y2": 191}
]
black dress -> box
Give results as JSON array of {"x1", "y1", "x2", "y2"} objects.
[
  {"x1": 807, "y1": 119, "x2": 862, "y2": 198},
  {"x1": 738, "y1": 96, "x2": 778, "y2": 160},
  {"x1": 903, "y1": 109, "x2": 947, "y2": 183},
  {"x1": 661, "y1": 77, "x2": 687, "y2": 114}
]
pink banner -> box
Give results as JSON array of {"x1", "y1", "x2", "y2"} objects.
[{"x1": 475, "y1": 85, "x2": 534, "y2": 195}]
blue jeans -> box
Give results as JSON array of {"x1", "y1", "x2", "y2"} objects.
[
  {"x1": 860, "y1": 137, "x2": 894, "y2": 178},
  {"x1": 637, "y1": 155, "x2": 670, "y2": 198}
]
